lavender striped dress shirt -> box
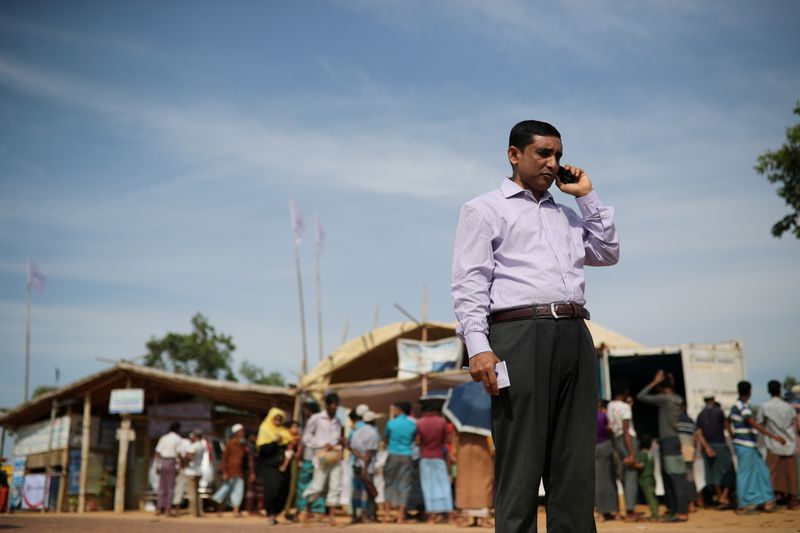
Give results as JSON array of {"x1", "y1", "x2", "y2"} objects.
[{"x1": 451, "y1": 178, "x2": 619, "y2": 358}]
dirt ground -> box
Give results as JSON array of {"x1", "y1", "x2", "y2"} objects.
[{"x1": 1, "y1": 507, "x2": 799, "y2": 533}]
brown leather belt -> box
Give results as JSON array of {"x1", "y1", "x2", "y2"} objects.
[{"x1": 490, "y1": 303, "x2": 590, "y2": 323}]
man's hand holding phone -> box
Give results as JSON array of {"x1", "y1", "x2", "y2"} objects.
[{"x1": 556, "y1": 164, "x2": 593, "y2": 198}]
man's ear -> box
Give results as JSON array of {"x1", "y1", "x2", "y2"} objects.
[{"x1": 507, "y1": 146, "x2": 521, "y2": 166}]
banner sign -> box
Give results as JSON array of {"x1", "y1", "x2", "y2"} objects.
[
  {"x1": 13, "y1": 416, "x2": 71, "y2": 456},
  {"x1": 397, "y1": 336, "x2": 463, "y2": 379},
  {"x1": 147, "y1": 401, "x2": 211, "y2": 420},
  {"x1": 21, "y1": 474, "x2": 47, "y2": 510},
  {"x1": 109, "y1": 388, "x2": 145, "y2": 414}
]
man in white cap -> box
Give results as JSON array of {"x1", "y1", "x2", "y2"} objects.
[
  {"x1": 212, "y1": 424, "x2": 247, "y2": 517},
  {"x1": 355, "y1": 404, "x2": 370, "y2": 419},
  {"x1": 350, "y1": 410, "x2": 381, "y2": 523}
]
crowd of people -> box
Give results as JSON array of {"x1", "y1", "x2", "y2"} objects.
[
  {"x1": 596, "y1": 372, "x2": 800, "y2": 523},
  {"x1": 150, "y1": 374, "x2": 800, "y2": 526},
  {"x1": 152, "y1": 391, "x2": 496, "y2": 526}
]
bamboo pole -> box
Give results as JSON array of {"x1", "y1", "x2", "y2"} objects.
[
  {"x1": 340, "y1": 318, "x2": 350, "y2": 346},
  {"x1": 24, "y1": 277, "x2": 31, "y2": 402},
  {"x1": 78, "y1": 393, "x2": 91, "y2": 513},
  {"x1": 315, "y1": 217, "x2": 323, "y2": 363},
  {"x1": 293, "y1": 241, "x2": 309, "y2": 379}
]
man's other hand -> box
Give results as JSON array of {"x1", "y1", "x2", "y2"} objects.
[
  {"x1": 469, "y1": 351, "x2": 502, "y2": 396},
  {"x1": 556, "y1": 164, "x2": 593, "y2": 198}
]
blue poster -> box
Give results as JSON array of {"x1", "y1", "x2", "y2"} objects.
[
  {"x1": 9, "y1": 456, "x2": 25, "y2": 510},
  {"x1": 68, "y1": 449, "x2": 82, "y2": 495}
]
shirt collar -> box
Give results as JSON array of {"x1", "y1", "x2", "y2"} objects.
[{"x1": 500, "y1": 178, "x2": 554, "y2": 204}]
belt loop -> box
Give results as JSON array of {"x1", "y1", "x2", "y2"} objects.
[
  {"x1": 531, "y1": 304, "x2": 538, "y2": 320},
  {"x1": 571, "y1": 302, "x2": 578, "y2": 317}
]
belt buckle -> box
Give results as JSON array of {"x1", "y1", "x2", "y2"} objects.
[{"x1": 550, "y1": 301, "x2": 575, "y2": 319}]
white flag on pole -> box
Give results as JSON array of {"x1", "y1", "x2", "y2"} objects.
[
  {"x1": 27, "y1": 259, "x2": 46, "y2": 292},
  {"x1": 315, "y1": 215, "x2": 324, "y2": 255},
  {"x1": 289, "y1": 199, "x2": 304, "y2": 245}
]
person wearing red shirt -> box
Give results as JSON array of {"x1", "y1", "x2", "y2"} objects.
[{"x1": 416, "y1": 402, "x2": 454, "y2": 523}]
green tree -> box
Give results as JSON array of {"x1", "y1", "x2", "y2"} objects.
[
  {"x1": 239, "y1": 360, "x2": 286, "y2": 386},
  {"x1": 756, "y1": 101, "x2": 800, "y2": 238},
  {"x1": 32, "y1": 385, "x2": 58, "y2": 398},
  {"x1": 784, "y1": 374, "x2": 798, "y2": 394},
  {"x1": 143, "y1": 313, "x2": 237, "y2": 381}
]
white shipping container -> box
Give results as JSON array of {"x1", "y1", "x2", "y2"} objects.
[{"x1": 598, "y1": 339, "x2": 746, "y2": 495}]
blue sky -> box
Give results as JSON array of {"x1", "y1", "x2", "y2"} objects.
[{"x1": 1, "y1": 0, "x2": 799, "y2": 432}]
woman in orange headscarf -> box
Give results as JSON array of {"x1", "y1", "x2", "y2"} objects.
[{"x1": 257, "y1": 407, "x2": 293, "y2": 526}]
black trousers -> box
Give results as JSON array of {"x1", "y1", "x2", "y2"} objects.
[
  {"x1": 658, "y1": 436, "x2": 689, "y2": 515},
  {"x1": 491, "y1": 317, "x2": 598, "y2": 533}
]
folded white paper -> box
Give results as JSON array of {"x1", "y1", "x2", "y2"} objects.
[{"x1": 495, "y1": 361, "x2": 510, "y2": 389}]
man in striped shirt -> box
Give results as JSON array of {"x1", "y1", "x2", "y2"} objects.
[
  {"x1": 729, "y1": 380, "x2": 785, "y2": 514},
  {"x1": 452, "y1": 120, "x2": 619, "y2": 532}
]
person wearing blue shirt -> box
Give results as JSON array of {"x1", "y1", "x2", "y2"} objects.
[{"x1": 383, "y1": 401, "x2": 417, "y2": 523}]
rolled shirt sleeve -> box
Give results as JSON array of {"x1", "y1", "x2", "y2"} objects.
[{"x1": 576, "y1": 190, "x2": 620, "y2": 267}]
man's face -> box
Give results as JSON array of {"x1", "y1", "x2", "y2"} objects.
[
  {"x1": 508, "y1": 135, "x2": 563, "y2": 197},
  {"x1": 326, "y1": 402, "x2": 338, "y2": 417}
]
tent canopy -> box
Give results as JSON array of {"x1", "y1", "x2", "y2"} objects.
[
  {"x1": 301, "y1": 321, "x2": 458, "y2": 389},
  {"x1": 301, "y1": 318, "x2": 642, "y2": 415},
  {"x1": 303, "y1": 319, "x2": 641, "y2": 390}
]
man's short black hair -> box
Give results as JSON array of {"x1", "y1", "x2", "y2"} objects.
[
  {"x1": 169, "y1": 422, "x2": 181, "y2": 433},
  {"x1": 639, "y1": 433, "x2": 653, "y2": 450},
  {"x1": 509, "y1": 120, "x2": 561, "y2": 151},
  {"x1": 421, "y1": 401, "x2": 438, "y2": 413},
  {"x1": 611, "y1": 379, "x2": 629, "y2": 398},
  {"x1": 768, "y1": 380, "x2": 781, "y2": 397},
  {"x1": 660, "y1": 372, "x2": 676, "y2": 391},
  {"x1": 304, "y1": 399, "x2": 321, "y2": 414},
  {"x1": 395, "y1": 401, "x2": 412, "y2": 415},
  {"x1": 324, "y1": 392, "x2": 340, "y2": 406},
  {"x1": 738, "y1": 380, "x2": 752, "y2": 397}
]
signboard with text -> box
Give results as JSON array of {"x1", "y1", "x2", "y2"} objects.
[
  {"x1": 109, "y1": 388, "x2": 145, "y2": 414},
  {"x1": 397, "y1": 336, "x2": 463, "y2": 379}
]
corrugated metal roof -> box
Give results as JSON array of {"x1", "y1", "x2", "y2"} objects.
[{"x1": 0, "y1": 362, "x2": 295, "y2": 429}]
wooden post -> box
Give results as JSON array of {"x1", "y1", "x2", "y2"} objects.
[
  {"x1": 78, "y1": 393, "x2": 91, "y2": 513},
  {"x1": 292, "y1": 390, "x2": 302, "y2": 423},
  {"x1": 114, "y1": 416, "x2": 132, "y2": 512},
  {"x1": 140, "y1": 409, "x2": 151, "y2": 511},
  {"x1": 114, "y1": 377, "x2": 133, "y2": 513},
  {"x1": 42, "y1": 400, "x2": 58, "y2": 514},
  {"x1": 56, "y1": 403, "x2": 72, "y2": 512}
]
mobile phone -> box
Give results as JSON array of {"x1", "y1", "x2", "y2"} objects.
[{"x1": 557, "y1": 166, "x2": 576, "y2": 184}]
